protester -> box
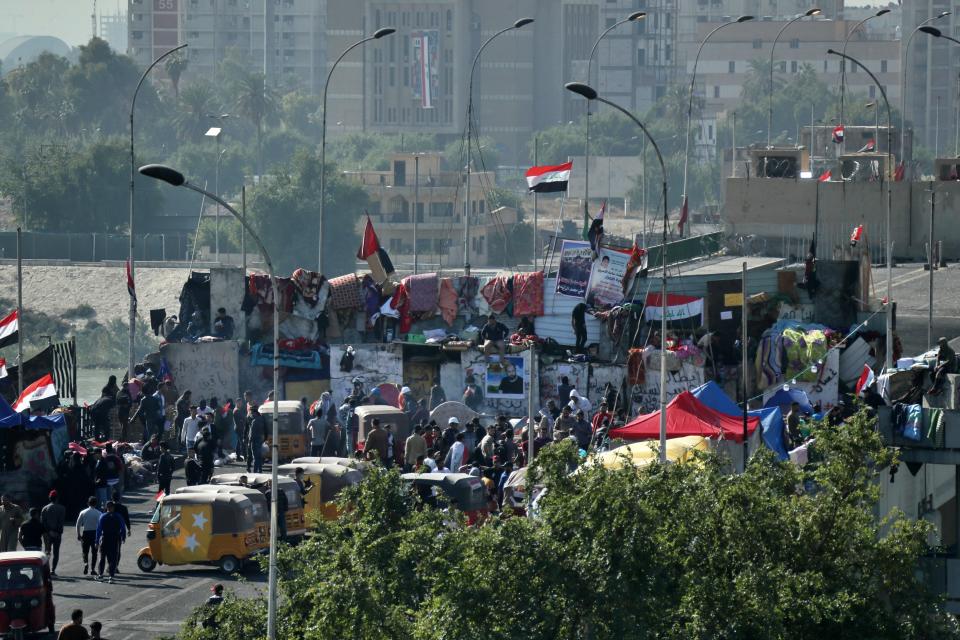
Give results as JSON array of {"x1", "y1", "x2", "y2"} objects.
[
  {"x1": 233, "y1": 397, "x2": 247, "y2": 462},
  {"x1": 0, "y1": 494, "x2": 25, "y2": 552},
  {"x1": 929, "y1": 337, "x2": 958, "y2": 395},
  {"x1": 557, "y1": 377, "x2": 574, "y2": 406},
  {"x1": 568, "y1": 389, "x2": 592, "y2": 414},
  {"x1": 196, "y1": 427, "x2": 216, "y2": 483},
  {"x1": 185, "y1": 450, "x2": 203, "y2": 487},
  {"x1": 95, "y1": 501, "x2": 126, "y2": 583},
  {"x1": 174, "y1": 389, "x2": 192, "y2": 447},
  {"x1": 591, "y1": 401, "x2": 613, "y2": 435},
  {"x1": 18, "y1": 508, "x2": 44, "y2": 551},
  {"x1": 89, "y1": 621, "x2": 104, "y2": 640},
  {"x1": 247, "y1": 405, "x2": 265, "y2": 474},
  {"x1": 203, "y1": 584, "x2": 225, "y2": 629},
  {"x1": 363, "y1": 418, "x2": 389, "y2": 466},
  {"x1": 428, "y1": 379, "x2": 446, "y2": 410},
  {"x1": 571, "y1": 303, "x2": 589, "y2": 353},
  {"x1": 446, "y1": 432, "x2": 466, "y2": 472},
  {"x1": 57, "y1": 609, "x2": 90, "y2": 640},
  {"x1": 479, "y1": 313, "x2": 509, "y2": 355},
  {"x1": 115, "y1": 383, "x2": 133, "y2": 442},
  {"x1": 41, "y1": 491, "x2": 66, "y2": 575},
  {"x1": 307, "y1": 408, "x2": 327, "y2": 457},
  {"x1": 112, "y1": 491, "x2": 131, "y2": 565},
  {"x1": 293, "y1": 468, "x2": 314, "y2": 499},
  {"x1": 404, "y1": 425, "x2": 428, "y2": 472},
  {"x1": 323, "y1": 423, "x2": 342, "y2": 457},
  {"x1": 786, "y1": 402, "x2": 803, "y2": 449},
  {"x1": 212, "y1": 307, "x2": 235, "y2": 339},
  {"x1": 154, "y1": 442, "x2": 174, "y2": 496},
  {"x1": 76, "y1": 496, "x2": 101, "y2": 577},
  {"x1": 572, "y1": 410, "x2": 592, "y2": 452}
]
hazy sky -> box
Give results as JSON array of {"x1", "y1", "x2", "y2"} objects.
[{"x1": 0, "y1": 0, "x2": 893, "y2": 48}]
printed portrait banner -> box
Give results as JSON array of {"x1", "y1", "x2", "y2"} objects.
[
  {"x1": 412, "y1": 30, "x2": 439, "y2": 109},
  {"x1": 556, "y1": 240, "x2": 593, "y2": 299},
  {"x1": 586, "y1": 246, "x2": 632, "y2": 308},
  {"x1": 485, "y1": 355, "x2": 526, "y2": 400}
]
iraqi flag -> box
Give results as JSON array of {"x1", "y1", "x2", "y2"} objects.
[
  {"x1": 643, "y1": 293, "x2": 704, "y2": 321},
  {"x1": 13, "y1": 373, "x2": 58, "y2": 413},
  {"x1": 0, "y1": 358, "x2": 7, "y2": 380},
  {"x1": 857, "y1": 139, "x2": 876, "y2": 153},
  {"x1": 356, "y1": 215, "x2": 382, "y2": 260},
  {"x1": 855, "y1": 364, "x2": 876, "y2": 396},
  {"x1": 678, "y1": 195, "x2": 689, "y2": 235},
  {"x1": 126, "y1": 260, "x2": 136, "y2": 307},
  {"x1": 621, "y1": 244, "x2": 648, "y2": 295},
  {"x1": 832, "y1": 125, "x2": 844, "y2": 144},
  {"x1": 0, "y1": 310, "x2": 18, "y2": 349},
  {"x1": 818, "y1": 169, "x2": 832, "y2": 182},
  {"x1": 525, "y1": 161, "x2": 572, "y2": 193},
  {"x1": 586, "y1": 200, "x2": 606, "y2": 256}
]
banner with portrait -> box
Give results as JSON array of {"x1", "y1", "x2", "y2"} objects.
[
  {"x1": 556, "y1": 240, "x2": 592, "y2": 299},
  {"x1": 485, "y1": 355, "x2": 526, "y2": 400},
  {"x1": 585, "y1": 246, "x2": 632, "y2": 308}
]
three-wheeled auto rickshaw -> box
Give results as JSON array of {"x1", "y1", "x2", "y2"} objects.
[
  {"x1": 292, "y1": 456, "x2": 373, "y2": 474},
  {"x1": 0, "y1": 551, "x2": 55, "y2": 638},
  {"x1": 278, "y1": 463, "x2": 363, "y2": 522},
  {"x1": 354, "y1": 405, "x2": 410, "y2": 465},
  {"x1": 260, "y1": 400, "x2": 307, "y2": 461},
  {"x1": 174, "y1": 485, "x2": 270, "y2": 552},
  {"x1": 400, "y1": 473, "x2": 490, "y2": 525},
  {"x1": 208, "y1": 473, "x2": 306, "y2": 538},
  {"x1": 138, "y1": 493, "x2": 258, "y2": 574}
]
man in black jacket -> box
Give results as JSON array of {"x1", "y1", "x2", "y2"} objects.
[
  {"x1": 156, "y1": 442, "x2": 174, "y2": 496},
  {"x1": 111, "y1": 492, "x2": 131, "y2": 568},
  {"x1": 196, "y1": 428, "x2": 216, "y2": 484},
  {"x1": 185, "y1": 450, "x2": 203, "y2": 486}
]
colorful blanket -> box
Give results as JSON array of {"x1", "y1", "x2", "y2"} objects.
[
  {"x1": 512, "y1": 271, "x2": 544, "y2": 317},
  {"x1": 327, "y1": 274, "x2": 364, "y2": 311},
  {"x1": 481, "y1": 275, "x2": 512, "y2": 315},
  {"x1": 781, "y1": 328, "x2": 827, "y2": 383},
  {"x1": 291, "y1": 268, "x2": 325, "y2": 301},
  {"x1": 438, "y1": 278, "x2": 458, "y2": 326},
  {"x1": 402, "y1": 273, "x2": 439, "y2": 313},
  {"x1": 455, "y1": 276, "x2": 479, "y2": 315}
]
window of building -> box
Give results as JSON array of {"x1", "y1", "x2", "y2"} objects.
[
  {"x1": 823, "y1": 60, "x2": 828, "y2": 72},
  {"x1": 789, "y1": 38, "x2": 799, "y2": 49},
  {"x1": 665, "y1": 44, "x2": 671, "y2": 61},
  {"x1": 375, "y1": 9, "x2": 381, "y2": 28},
  {"x1": 713, "y1": 85, "x2": 720, "y2": 98},
  {"x1": 791, "y1": 60, "x2": 797, "y2": 73},
  {"x1": 881, "y1": 60, "x2": 888, "y2": 73},
  {"x1": 403, "y1": 35, "x2": 410, "y2": 62},
  {"x1": 708, "y1": 124, "x2": 714, "y2": 139},
  {"x1": 869, "y1": 85, "x2": 875, "y2": 98},
  {"x1": 431, "y1": 12, "x2": 439, "y2": 27},
  {"x1": 728, "y1": 60, "x2": 735, "y2": 73},
  {"x1": 447, "y1": 10, "x2": 453, "y2": 30},
  {"x1": 402, "y1": 12, "x2": 409, "y2": 27},
  {"x1": 389, "y1": 67, "x2": 395, "y2": 86},
  {"x1": 637, "y1": 48, "x2": 646, "y2": 66},
  {"x1": 606, "y1": 18, "x2": 616, "y2": 27},
  {"x1": 403, "y1": 67, "x2": 409, "y2": 86}
]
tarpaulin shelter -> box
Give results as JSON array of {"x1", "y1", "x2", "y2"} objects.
[
  {"x1": 763, "y1": 387, "x2": 812, "y2": 414},
  {"x1": 0, "y1": 392, "x2": 65, "y2": 430},
  {"x1": 610, "y1": 391, "x2": 759, "y2": 443},
  {"x1": 691, "y1": 381, "x2": 788, "y2": 461},
  {"x1": 586, "y1": 436, "x2": 709, "y2": 470}
]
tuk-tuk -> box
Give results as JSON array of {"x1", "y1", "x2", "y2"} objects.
[
  {"x1": 174, "y1": 485, "x2": 270, "y2": 552},
  {"x1": 260, "y1": 400, "x2": 307, "y2": 461},
  {"x1": 208, "y1": 473, "x2": 306, "y2": 538},
  {"x1": 138, "y1": 493, "x2": 258, "y2": 574},
  {"x1": 0, "y1": 551, "x2": 54, "y2": 637},
  {"x1": 400, "y1": 473, "x2": 490, "y2": 525},
  {"x1": 354, "y1": 405, "x2": 410, "y2": 464},
  {"x1": 292, "y1": 456, "x2": 373, "y2": 474},
  {"x1": 278, "y1": 463, "x2": 363, "y2": 522}
]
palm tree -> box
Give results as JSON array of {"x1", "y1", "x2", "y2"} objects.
[
  {"x1": 233, "y1": 72, "x2": 277, "y2": 176},
  {"x1": 165, "y1": 54, "x2": 189, "y2": 99},
  {"x1": 172, "y1": 81, "x2": 216, "y2": 141}
]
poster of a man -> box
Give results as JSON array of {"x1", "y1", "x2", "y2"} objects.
[
  {"x1": 586, "y1": 247, "x2": 631, "y2": 308},
  {"x1": 556, "y1": 241, "x2": 593, "y2": 299},
  {"x1": 486, "y1": 356, "x2": 526, "y2": 399}
]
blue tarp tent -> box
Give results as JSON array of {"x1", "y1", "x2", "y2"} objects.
[
  {"x1": 0, "y1": 393, "x2": 65, "y2": 430},
  {"x1": 692, "y1": 381, "x2": 789, "y2": 461},
  {"x1": 763, "y1": 387, "x2": 813, "y2": 414}
]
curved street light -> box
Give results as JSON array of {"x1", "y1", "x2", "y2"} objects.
[
  {"x1": 681, "y1": 15, "x2": 753, "y2": 237},
  {"x1": 138, "y1": 162, "x2": 282, "y2": 640},
  {"x1": 565, "y1": 81, "x2": 670, "y2": 463},
  {"x1": 317, "y1": 27, "x2": 396, "y2": 274},
  {"x1": 901, "y1": 12, "x2": 950, "y2": 169},
  {"x1": 768, "y1": 8, "x2": 821, "y2": 149},
  {"x1": 828, "y1": 49, "x2": 893, "y2": 371},
  {"x1": 463, "y1": 17, "x2": 534, "y2": 268},
  {"x1": 583, "y1": 11, "x2": 646, "y2": 223},
  {"x1": 128, "y1": 43, "x2": 187, "y2": 382},
  {"x1": 838, "y1": 8, "x2": 889, "y2": 153}
]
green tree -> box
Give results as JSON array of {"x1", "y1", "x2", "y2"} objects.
[
  {"x1": 233, "y1": 72, "x2": 278, "y2": 176},
  {"x1": 172, "y1": 81, "x2": 219, "y2": 141},
  {"x1": 165, "y1": 53, "x2": 189, "y2": 99},
  {"x1": 173, "y1": 410, "x2": 957, "y2": 640}
]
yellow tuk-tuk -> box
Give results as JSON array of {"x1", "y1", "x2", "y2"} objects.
[
  {"x1": 208, "y1": 472, "x2": 307, "y2": 538},
  {"x1": 260, "y1": 400, "x2": 307, "y2": 461},
  {"x1": 278, "y1": 463, "x2": 363, "y2": 522},
  {"x1": 354, "y1": 405, "x2": 411, "y2": 464},
  {"x1": 174, "y1": 485, "x2": 270, "y2": 552},
  {"x1": 292, "y1": 456, "x2": 373, "y2": 474},
  {"x1": 137, "y1": 493, "x2": 259, "y2": 574}
]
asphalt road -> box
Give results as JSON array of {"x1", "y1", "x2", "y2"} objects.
[
  {"x1": 873, "y1": 263, "x2": 960, "y2": 355},
  {"x1": 48, "y1": 460, "x2": 266, "y2": 640}
]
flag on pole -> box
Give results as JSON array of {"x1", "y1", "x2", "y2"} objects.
[
  {"x1": 849, "y1": 224, "x2": 864, "y2": 247},
  {"x1": 818, "y1": 169, "x2": 832, "y2": 183},
  {"x1": 621, "y1": 243, "x2": 648, "y2": 295},
  {"x1": 51, "y1": 339, "x2": 76, "y2": 400},
  {"x1": 855, "y1": 364, "x2": 876, "y2": 396},
  {"x1": 126, "y1": 259, "x2": 136, "y2": 306},
  {"x1": 832, "y1": 125, "x2": 844, "y2": 144},
  {"x1": 13, "y1": 373, "x2": 58, "y2": 413},
  {"x1": 677, "y1": 195, "x2": 689, "y2": 235},
  {"x1": 586, "y1": 200, "x2": 606, "y2": 256},
  {"x1": 0, "y1": 358, "x2": 8, "y2": 380},
  {"x1": 157, "y1": 357, "x2": 174, "y2": 384},
  {"x1": 356, "y1": 215, "x2": 382, "y2": 260},
  {"x1": 857, "y1": 139, "x2": 876, "y2": 153},
  {"x1": 525, "y1": 161, "x2": 572, "y2": 193},
  {"x1": 894, "y1": 162, "x2": 905, "y2": 182},
  {"x1": 0, "y1": 310, "x2": 18, "y2": 349}
]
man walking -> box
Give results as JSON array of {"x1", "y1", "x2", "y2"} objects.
[
  {"x1": 404, "y1": 425, "x2": 428, "y2": 472},
  {"x1": 95, "y1": 501, "x2": 126, "y2": 583},
  {"x1": 196, "y1": 427, "x2": 216, "y2": 484},
  {"x1": 174, "y1": 389, "x2": 192, "y2": 449},
  {"x1": 0, "y1": 494, "x2": 25, "y2": 552},
  {"x1": 182, "y1": 405, "x2": 201, "y2": 453},
  {"x1": 41, "y1": 491, "x2": 66, "y2": 575},
  {"x1": 18, "y1": 508, "x2": 44, "y2": 551},
  {"x1": 76, "y1": 497, "x2": 101, "y2": 577},
  {"x1": 156, "y1": 442, "x2": 174, "y2": 496},
  {"x1": 363, "y1": 418, "x2": 389, "y2": 466},
  {"x1": 307, "y1": 408, "x2": 327, "y2": 458},
  {"x1": 112, "y1": 491, "x2": 131, "y2": 566},
  {"x1": 185, "y1": 450, "x2": 203, "y2": 486},
  {"x1": 247, "y1": 405, "x2": 265, "y2": 474}
]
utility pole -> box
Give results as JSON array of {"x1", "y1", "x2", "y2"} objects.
[
  {"x1": 414, "y1": 155, "x2": 420, "y2": 274},
  {"x1": 741, "y1": 261, "x2": 748, "y2": 470},
  {"x1": 533, "y1": 136, "x2": 539, "y2": 269}
]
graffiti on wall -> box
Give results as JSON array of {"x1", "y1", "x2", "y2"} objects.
[{"x1": 630, "y1": 363, "x2": 705, "y2": 414}]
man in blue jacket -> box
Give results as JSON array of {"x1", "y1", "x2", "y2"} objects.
[{"x1": 95, "y1": 501, "x2": 127, "y2": 583}]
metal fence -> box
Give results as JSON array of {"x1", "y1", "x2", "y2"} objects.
[{"x1": 0, "y1": 232, "x2": 195, "y2": 262}]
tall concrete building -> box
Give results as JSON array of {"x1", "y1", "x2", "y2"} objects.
[
  {"x1": 903, "y1": 0, "x2": 960, "y2": 154},
  {"x1": 128, "y1": 0, "x2": 326, "y2": 93},
  {"x1": 100, "y1": 9, "x2": 129, "y2": 53}
]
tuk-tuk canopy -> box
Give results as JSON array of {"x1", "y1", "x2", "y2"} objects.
[
  {"x1": 355, "y1": 405, "x2": 411, "y2": 442},
  {"x1": 174, "y1": 484, "x2": 269, "y2": 520},
  {"x1": 401, "y1": 472, "x2": 486, "y2": 510},
  {"x1": 158, "y1": 493, "x2": 255, "y2": 534},
  {"x1": 209, "y1": 473, "x2": 302, "y2": 508},
  {"x1": 0, "y1": 551, "x2": 47, "y2": 564},
  {"x1": 278, "y1": 463, "x2": 363, "y2": 502},
  {"x1": 291, "y1": 456, "x2": 373, "y2": 473}
]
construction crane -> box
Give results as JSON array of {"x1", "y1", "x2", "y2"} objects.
[{"x1": 91, "y1": 0, "x2": 97, "y2": 40}]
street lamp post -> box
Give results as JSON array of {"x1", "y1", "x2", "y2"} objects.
[
  {"x1": 206, "y1": 113, "x2": 230, "y2": 263},
  {"x1": 681, "y1": 16, "x2": 752, "y2": 236},
  {"x1": 464, "y1": 17, "x2": 534, "y2": 268},
  {"x1": 838, "y1": 9, "x2": 890, "y2": 155},
  {"x1": 318, "y1": 27, "x2": 396, "y2": 274},
  {"x1": 828, "y1": 49, "x2": 893, "y2": 370},
  {"x1": 129, "y1": 43, "x2": 187, "y2": 380},
  {"x1": 584, "y1": 11, "x2": 646, "y2": 227},
  {"x1": 565, "y1": 81, "x2": 669, "y2": 463},
  {"x1": 768, "y1": 9, "x2": 821, "y2": 149},
  {"x1": 138, "y1": 163, "x2": 281, "y2": 640},
  {"x1": 901, "y1": 12, "x2": 951, "y2": 170}
]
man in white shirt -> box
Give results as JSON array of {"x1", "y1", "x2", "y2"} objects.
[
  {"x1": 75, "y1": 496, "x2": 102, "y2": 577},
  {"x1": 568, "y1": 389, "x2": 592, "y2": 415},
  {"x1": 445, "y1": 432, "x2": 466, "y2": 472},
  {"x1": 182, "y1": 406, "x2": 201, "y2": 452}
]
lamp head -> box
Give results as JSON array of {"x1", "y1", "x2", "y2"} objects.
[
  {"x1": 736, "y1": 15, "x2": 754, "y2": 23},
  {"x1": 565, "y1": 82, "x2": 598, "y2": 101},
  {"x1": 628, "y1": 11, "x2": 647, "y2": 21},
  {"x1": 826, "y1": 48, "x2": 840, "y2": 56},
  {"x1": 373, "y1": 27, "x2": 396, "y2": 39},
  {"x1": 875, "y1": 8, "x2": 890, "y2": 17},
  {"x1": 513, "y1": 17, "x2": 534, "y2": 28},
  {"x1": 920, "y1": 26, "x2": 943, "y2": 37},
  {"x1": 938, "y1": 11, "x2": 952, "y2": 18},
  {"x1": 138, "y1": 164, "x2": 186, "y2": 187},
  {"x1": 805, "y1": 8, "x2": 821, "y2": 17}
]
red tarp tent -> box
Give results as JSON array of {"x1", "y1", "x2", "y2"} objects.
[{"x1": 610, "y1": 391, "x2": 759, "y2": 443}]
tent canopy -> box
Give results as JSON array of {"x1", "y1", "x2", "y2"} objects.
[
  {"x1": 0, "y1": 393, "x2": 64, "y2": 430},
  {"x1": 610, "y1": 391, "x2": 759, "y2": 443},
  {"x1": 764, "y1": 387, "x2": 812, "y2": 414},
  {"x1": 587, "y1": 436, "x2": 709, "y2": 470},
  {"x1": 691, "y1": 381, "x2": 788, "y2": 460}
]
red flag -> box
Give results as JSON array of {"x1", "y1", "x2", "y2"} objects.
[
  {"x1": 894, "y1": 162, "x2": 905, "y2": 182},
  {"x1": 356, "y1": 215, "x2": 381, "y2": 260},
  {"x1": 818, "y1": 169, "x2": 832, "y2": 183},
  {"x1": 857, "y1": 139, "x2": 876, "y2": 153},
  {"x1": 849, "y1": 224, "x2": 864, "y2": 247},
  {"x1": 126, "y1": 259, "x2": 136, "y2": 305},
  {"x1": 155, "y1": 490, "x2": 166, "y2": 501},
  {"x1": 832, "y1": 125, "x2": 844, "y2": 144},
  {"x1": 677, "y1": 195, "x2": 689, "y2": 235},
  {"x1": 621, "y1": 243, "x2": 647, "y2": 294},
  {"x1": 855, "y1": 364, "x2": 875, "y2": 396}
]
